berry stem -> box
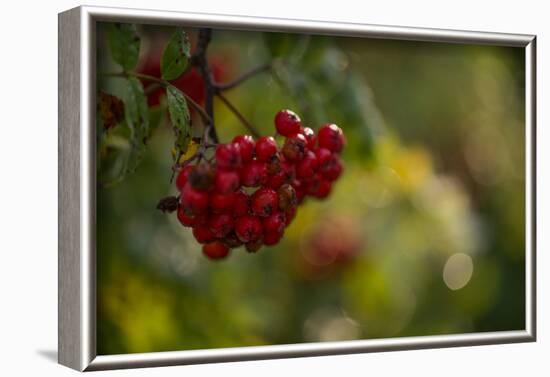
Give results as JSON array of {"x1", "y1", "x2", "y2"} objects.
[{"x1": 216, "y1": 92, "x2": 261, "y2": 138}]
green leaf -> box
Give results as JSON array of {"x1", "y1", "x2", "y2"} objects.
[
  {"x1": 166, "y1": 86, "x2": 191, "y2": 160},
  {"x1": 122, "y1": 77, "x2": 150, "y2": 175},
  {"x1": 161, "y1": 29, "x2": 191, "y2": 81},
  {"x1": 106, "y1": 23, "x2": 140, "y2": 71},
  {"x1": 125, "y1": 78, "x2": 150, "y2": 143}
]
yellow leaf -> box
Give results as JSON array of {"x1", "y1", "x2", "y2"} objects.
[{"x1": 178, "y1": 140, "x2": 199, "y2": 164}]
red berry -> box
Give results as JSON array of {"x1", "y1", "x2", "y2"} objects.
[
  {"x1": 232, "y1": 135, "x2": 255, "y2": 163},
  {"x1": 303, "y1": 174, "x2": 322, "y2": 196},
  {"x1": 177, "y1": 207, "x2": 196, "y2": 227},
  {"x1": 210, "y1": 192, "x2": 237, "y2": 213},
  {"x1": 251, "y1": 188, "x2": 279, "y2": 217},
  {"x1": 267, "y1": 172, "x2": 286, "y2": 189},
  {"x1": 318, "y1": 124, "x2": 345, "y2": 153},
  {"x1": 180, "y1": 183, "x2": 209, "y2": 214},
  {"x1": 277, "y1": 183, "x2": 298, "y2": 210},
  {"x1": 282, "y1": 133, "x2": 307, "y2": 162},
  {"x1": 262, "y1": 212, "x2": 286, "y2": 234},
  {"x1": 202, "y1": 241, "x2": 230, "y2": 259},
  {"x1": 188, "y1": 162, "x2": 216, "y2": 191},
  {"x1": 192, "y1": 226, "x2": 215, "y2": 244},
  {"x1": 301, "y1": 127, "x2": 317, "y2": 149},
  {"x1": 322, "y1": 154, "x2": 343, "y2": 181},
  {"x1": 267, "y1": 160, "x2": 296, "y2": 189},
  {"x1": 295, "y1": 150, "x2": 318, "y2": 178},
  {"x1": 313, "y1": 179, "x2": 332, "y2": 198},
  {"x1": 275, "y1": 109, "x2": 301, "y2": 136},
  {"x1": 315, "y1": 147, "x2": 332, "y2": 167},
  {"x1": 234, "y1": 190, "x2": 250, "y2": 216},
  {"x1": 255, "y1": 136, "x2": 278, "y2": 162},
  {"x1": 266, "y1": 152, "x2": 282, "y2": 175},
  {"x1": 263, "y1": 230, "x2": 283, "y2": 246},
  {"x1": 208, "y1": 213, "x2": 234, "y2": 238},
  {"x1": 235, "y1": 215, "x2": 263, "y2": 243},
  {"x1": 214, "y1": 169, "x2": 240, "y2": 193},
  {"x1": 216, "y1": 143, "x2": 242, "y2": 170},
  {"x1": 291, "y1": 180, "x2": 307, "y2": 204},
  {"x1": 240, "y1": 161, "x2": 268, "y2": 187},
  {"x1": 285, "y1": 206, "x2": 297, "y2": 226},
  {"x1": 176, "y1": 165, "x2": 193, "y2": 192}
]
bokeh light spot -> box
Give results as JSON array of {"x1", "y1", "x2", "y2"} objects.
[{"x1": 443, "y1": 253, "x2": 474, "y2": 290}]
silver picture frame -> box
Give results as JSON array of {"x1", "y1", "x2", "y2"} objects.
[{"x1": 58, "y1": 5, "x2": 537, "y2": 371}]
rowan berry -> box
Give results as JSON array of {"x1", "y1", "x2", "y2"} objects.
[
  {"x1": 214, "y1": 169, "x2": 240, "y2": 193},
  {"x1": 251, "y1": 188, "x2": 279, "y2": 217},
  {"x1": 240, "y1": 160, "x2": 268, "y2": 187},
  {"x1": 322, "y1": 154, "x2": 343, "y2": 181},
  {"x1": 208, "y1": 213, "x2": 234, "y2": 238},
  {"x1": 232, "y1": 135, "x2": 255, "y2": 163},
  {"x1": 262, "y1": 212, "x2": 286, "y2": 234},
  {"x1": 176, "y1": 165, "x2": 193, "y2": 192},
  {"x1": 255, "y1": 136, "x2": 278, "y2": 162},
  {"x1": 301, "y1": 127, "x2": 317, "y2": 149},
  {"x1": 188, "y1": 162, "x2": 216, "y2": 190},
  {"x1": 318, "y1": 123, "x2": 345, "y2": 153},
  {"x1": 295, "y1": 150, "x2": 318, "y2": 179},
  {"x1": 235, "y1": 215, "x2": 263, "y2": 243},
  {"x1": 277, "y1": 183, "x2": 297, "y2": 210},
  {"x1": 216, "y1": 143, "x2": 242, "y2": 169},
  {"x1": 234, "y1": 189, "x2": 250, "y2": 216},
  {"x1": 275, "y1": 109, "x2": 301, "y2": 136},
  {"x1": 210, "y1": 192, "x2": 237, "y2": 213},
  {"x1": 180, "y1": 183, "x2": 209, "y2": 214},
  {"x1": 192, "y1": 226, "x2": 215, "y2": 244},
  {"x1": 202, "y1": 241, "x2": 230, "y2": 259},
  {"x1": 263, "y1": 230, "x2": 283, "y2": 246},
  {"x1": 282, "y1": 133, "x2": 307, "y2": 162}
]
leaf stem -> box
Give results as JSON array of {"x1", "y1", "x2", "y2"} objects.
[{"x1": 216, "y1": 92, "x2": 261, "y2": 138}]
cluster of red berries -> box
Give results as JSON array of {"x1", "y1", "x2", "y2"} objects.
[{"x1": 174, "y1": 109, "x2": 346, "y2": 260}]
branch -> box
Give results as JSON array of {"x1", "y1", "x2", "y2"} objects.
[
  {"x1": 195, "y1": 28, "x2": 219, "y2": 143},
  {"x1": 134, "y1": 73, "x2": 214, "y2": 126},
  {"x1": 214, "y1": 63, "x2": 272, "y2": 91},
  {"x1": 144, "y1": 82, "x2": 162, "y2": 96},
  {"x1": 216, "y1": 92, "x2": 261, "y2": 138}
]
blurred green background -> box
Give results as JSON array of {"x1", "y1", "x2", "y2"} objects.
[{"x1": 96, "y1": 24, "x2": 525, "y2": 355}]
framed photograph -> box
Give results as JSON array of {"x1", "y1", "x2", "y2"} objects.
[{"x1": 58, "y1": 6, "x2": 536, "y2": 371}]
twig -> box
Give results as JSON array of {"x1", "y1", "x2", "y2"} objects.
[
  {"x1": 144, "y1": 82, "x2": 162, "y2": 95},
  {"x1": 195, "y1": 29, "x2": 219, "y2": 143},
  {"x1": 216, "y1": 92, "x2": 261, "y2": 138},
  {"x1": 214, "y1": 63, "x2": 272, "y2": 91},
  {"x1": 133, "y1": 73, "x2": 214, "y2": 126},
  {"x1": 102, "y1": 71, "x2": 213, "y2": 126}
]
